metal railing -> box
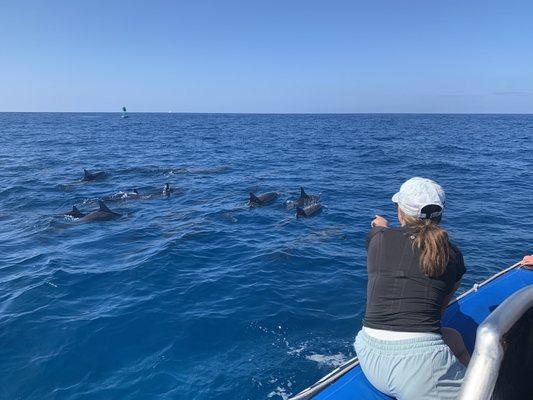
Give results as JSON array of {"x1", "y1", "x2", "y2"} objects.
[{"x1": 457, "y1": 285, "x2": 533, "y2": 400}]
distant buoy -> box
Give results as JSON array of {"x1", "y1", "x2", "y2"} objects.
[{"x1": 121, "y1": 106, "x2": 129, "y2": 118}]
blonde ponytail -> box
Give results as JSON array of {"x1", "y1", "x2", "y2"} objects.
[{"x1": 401, "y1": 211, "x2": 450, "y2": 277}]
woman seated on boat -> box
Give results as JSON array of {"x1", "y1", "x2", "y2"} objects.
[{"x1": 355, "y1": 177, "x2": 470, "y2": 400}]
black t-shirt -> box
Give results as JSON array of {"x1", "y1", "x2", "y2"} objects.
[{"x1": 363, "y1": 226, "x2": 466, "y2": 333}]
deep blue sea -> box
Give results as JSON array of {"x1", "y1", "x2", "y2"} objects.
[{"x1": 0, "y1": 113, "x2": 531, "y2": 400}]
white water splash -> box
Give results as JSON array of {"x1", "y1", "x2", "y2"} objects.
[
  {"x1": 305, "y1": 352, "x2": 348, "y2": 368},
  {"x1": 267, "y1": 385, "x2": 291, "y2": 400}
]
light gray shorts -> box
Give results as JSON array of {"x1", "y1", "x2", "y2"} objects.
[{"x1": 354, "y1": 329, "x2": 466, "y2": 400}]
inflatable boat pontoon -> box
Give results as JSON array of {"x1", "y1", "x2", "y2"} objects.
[{"x1": 290, "y1": 260, "x2": 533, "y2": 400}]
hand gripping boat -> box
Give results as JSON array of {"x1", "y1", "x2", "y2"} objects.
[{"x1": 290, "y1": 260, "x2": 533, "y2": 400}]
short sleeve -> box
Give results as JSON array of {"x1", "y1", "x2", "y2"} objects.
[
  {"x1": 450, "y1": 244, "x2": 466, "y2": 282},
  {"x1": 365, "y1": 226, "x2": 385, "y2": 250}
]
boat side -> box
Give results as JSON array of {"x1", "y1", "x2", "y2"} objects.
[{"x1": 289, "y1": 261, "x2": 532, "y2": 400}]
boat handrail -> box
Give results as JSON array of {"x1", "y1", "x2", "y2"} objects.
[
  {"x1": 289, "y1": 260, "x2": 524, "y2": 400},
  {"x1": 457, "y1": 284, "x2": 533, "y2": 400},
  {"x1": 448, "y1": 260, "x2": 522, "y2": 307},
  {"x1": 288, "y1": 358, "x2": 359, "y2": 400}
]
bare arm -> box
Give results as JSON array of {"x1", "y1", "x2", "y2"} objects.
[{"x1": 441, "y1": 279, "x2": 470, "y2": 366}]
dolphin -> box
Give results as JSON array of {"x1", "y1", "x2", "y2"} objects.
[
  {"x1": 83, "y1": 168, "x2": 106, "y2": 181},
  {"x1": 163, "y1": 183, "x2": 173, "y2": 197},
  {"x1": 249, "y1": 191, "x2": 279, "y2": 206},
  {"x1": 293, "y1": 187, "x2": 320, "y2": 208},
  {"x1": 296, "y1": 203, "x2": 323, "y2": 218},
  {"x1": 127, "y1": 189, "x2": 140, "y2": 198},
  {"x1": 65, "y1": 205, "x2": 85, "y2": 219},
  {"x1": 121, "y1": 189, "x2": 140, "y2": 199},
  {"x1": 79, "y1": 200, "x2": 121, "y2": 222}
]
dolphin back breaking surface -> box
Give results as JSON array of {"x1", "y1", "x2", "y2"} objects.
[
  {"x1": 78, "y1": 201, "x2": 121, "y2": 222},
  {"x1": 83, "y1": 168, "x2": 106, "y2": 182},
  {"x1": 296, "y1": 203, "x2": 323, "y2": 218},
  {"x1": 291, "y1": 187, "x2": 320, "y2": 208},
  {"x1": 65, "y1": 205, "x2": 85, "y2": 219},
  {"x1": 249, "y1": 191, "x2": 278, "y2": 206}
]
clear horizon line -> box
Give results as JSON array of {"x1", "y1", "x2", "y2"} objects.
[{"x1": 0, "y1": 111, "x2": 532, "y2": 115}]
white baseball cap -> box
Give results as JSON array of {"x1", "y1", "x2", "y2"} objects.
[{"x1": 392, "y1": 177, "x2": 445, "y2": 219}]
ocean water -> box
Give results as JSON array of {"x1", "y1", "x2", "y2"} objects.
[{"x1": 0, "y1": 113, "x2": 531, "y2": 400}]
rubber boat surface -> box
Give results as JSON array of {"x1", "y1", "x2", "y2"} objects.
[{"x1": 290, "y1": 261, "x2": 533, "y2": 400}]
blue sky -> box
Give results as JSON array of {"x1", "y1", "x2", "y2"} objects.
[{"x1": 1, "y1": 0, "x2": 532, "y2": 113}]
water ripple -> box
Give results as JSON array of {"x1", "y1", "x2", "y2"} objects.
[{"x1": 0, "y1": 113, "x2": 531, "y2": 399}]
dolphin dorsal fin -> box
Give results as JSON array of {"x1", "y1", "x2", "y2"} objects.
[
  {"x1": 300, "y1": 187, "x2": 307, "y2": 198},
  {"x1": 98, "y1": 200, "x2": 111, "y2": 212},
  {"x1": 249, "y1": 192, "x2": 260, "y2": 202},
  {"x1": 72, "y1": 206, "x2": 79, "y2": 212},
  {"x1": 84, "y1": 169, "x2": 91, "y2": 177}
]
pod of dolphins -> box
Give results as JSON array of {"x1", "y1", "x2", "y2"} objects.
[
  {"x1": 249, "y1": 187, "x2": 323, "y2": 218},
  {"x1": 63, "y1": 169, "x2": 174, "y2": 223},
  {"x1": 66, "y1": 169, "x2": 323, "y2": 223}
]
